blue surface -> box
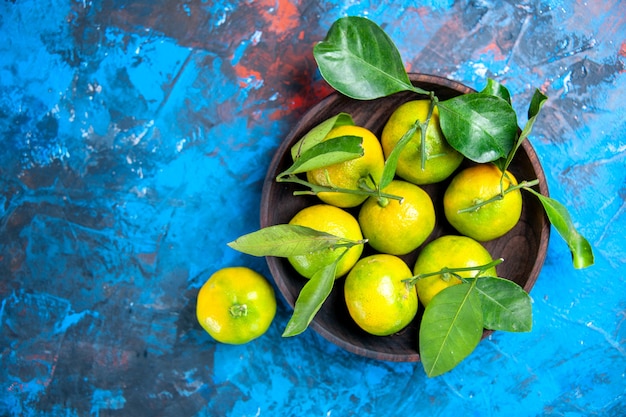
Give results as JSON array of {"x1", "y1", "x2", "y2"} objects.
[{"x1": 1, "y1": 1, "x2": 625, "y2": 416}]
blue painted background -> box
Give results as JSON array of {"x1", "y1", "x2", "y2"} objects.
[{"x1": 1, "y1": 1, "x2": 625, "y2": 416}]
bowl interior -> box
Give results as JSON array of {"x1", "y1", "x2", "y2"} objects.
[{"x1": 260, "y1": 73, "x2": 550, "y2": 362}]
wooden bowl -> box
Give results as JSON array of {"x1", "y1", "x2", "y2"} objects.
[{"x1": 260, "y1": 73, "x2": 550, "y2": 362}]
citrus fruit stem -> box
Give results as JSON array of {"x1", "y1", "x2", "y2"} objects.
[
  {"x1": 330, "y1": 240, "x2": 369, "y2": 250},
  {"x1": 229, "y1": 304, "x2": 248, "y2": 317},
  {"x1": 458, "y1": 179, "x2": 539, "y2": 213},
  {"x1": 279, "y1": 174, "x2": 403, "y2": 202},
  {"x1": 377, "y1": 196, "x2": 390, "y2": 208},
  {"x1": 405, "y1": 258, "x2": 504, "y2": 286}
]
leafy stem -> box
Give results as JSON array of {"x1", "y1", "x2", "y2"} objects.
[
  {"x1": 228, "y1": 224, "x2": 367, "y2": 258},
  {"x1": 523, "y1": 187, "x2": 594, "y2": 269},
  {"x1": 405, "y1": 258, "x2": 504, "y2": 286},
  {"x1": 457, "y1": 179, "x2": 540, "y2": 213},
  {"x1": 277, "y1": 173, "x2": 404, "y2": 202}
]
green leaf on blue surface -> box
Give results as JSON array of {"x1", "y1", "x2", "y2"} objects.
[
  {"x1": 290, "y1": 113, "x2": 355, "y2": 160},
  {"x1": 471, "y1": 276, "x2": 533, "y2": 332},
  {"x1": 528, "y1": 88, "x2": 548, "y2": 120},
  {"x1": 282, "y1": 258, "x2": 339, "y2": 337},
  {"x1": 524, "y1": 188, "x2": 595, "y2": 269},
  {"x1": 279, "y1": 136, "x2": 364, "y2": 177},
  {"x1": 313, "y1": 16, "x2": 428, "y2": 99},
  {"x1": 502, "y1": 89, "x2": 548, "y2": 173},
  {"x1": 437, "y1": 93, "x2": 519, "y2": 163},
  {"x1": 419, "y1": 282, "x2": 484, "y2": 377},
  {"x1": 227, "y1": 225, "x2": 362, "y2": 257}
]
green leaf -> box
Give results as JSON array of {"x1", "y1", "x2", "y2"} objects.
[
  {"x1": 524, "y1": 188, "x2": 594, "y2": 269},
  {"x1": 227, "y1": 224, "x2": 362, "y2": 257},
  {"x1": 282, "y1": 259, "x2": 338, "y2": 337},
  {"x1": 379, "y1": 120, "x2": 420, "y2": 190},
  {"x1": 438, "y1": 94, "x2": 518, "y2": 163},
  {"x1": 502, "y1": 89, "x2": 548, "y2": 173},
  {"x1": 515, "y1": 88, "x2": 548, "y2": 156},
  {"x1": 481, "y1": 78, "x2": 512, "y2": 104},
  {"x1": 279, "y1": 136, "x2": 364, "y2": 177},
  {"x1": 528, "y1": 88, "x2": 548, "y2": 120},
  {"x1": 471, "y1": 276, "x2": 532, "y2": 332},
  {"x1": 419, "y1": 282, "x2": 483, "y2": 377},
  {"x1": 290, "y1": 113, "x2": 355, "y2": 160},
  {"x1": 313, "y1": 16, "x2": 423, "y2": 99}
]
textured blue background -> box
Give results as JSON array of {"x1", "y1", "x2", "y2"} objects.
[{"x1": 1, "y1": 1, "x2": 625, "y2": 416}]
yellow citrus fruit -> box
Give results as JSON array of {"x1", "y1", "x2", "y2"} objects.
[
  {"x1": 381, "y1": 100, "x2": 464, "y2": 185},
  {"x1": 288, "y1": 204, "x2": 364, "y2": 279},
  {"x1": 196, "y1": 267, "x2": 276, "y2": 344},
  {"x1": 306, "y1": 125, "x2": 385, "y2": 208},
  {"x1": 358, "y1": 180, "x2": 435, "y2": 255},
  {"x1": 444, "y1": 163, "x2": 522, "y2": 241},
  {"x1": 344, "y1": 254, "x2": 418, "y2": 336},
  {"x1": 413, "y1": 235, "x2": 497, "y2": 307}
]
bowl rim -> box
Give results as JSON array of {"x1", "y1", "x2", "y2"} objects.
[{"x1": 260, "y1": 72, "x2": 551, "y2": 362}]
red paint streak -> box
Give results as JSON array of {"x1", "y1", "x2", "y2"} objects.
[
  {"x1": 415, "y1": 6, "x2": 430, "y2": 17},
  {"x1": 233, "y1": 63, "x2": 263, "y2": 88},
  {"x1": 620, "y1": 41, "x2": 626, "y2": 57},
  {"x1": 257, "y1": 0, "x2": 300, "y2": 38},
  {"x1": 479, "y1": 41, "x2": 507, "y2": 61},
  {"x1": 539, "y1": 79, "x2": 552, "y2": 94},
  {"x1": 268, "y1": 80, "x2": 334, "y2": 121}
]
